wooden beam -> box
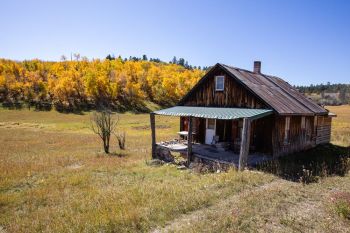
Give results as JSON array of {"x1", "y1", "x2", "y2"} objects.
[
  {"x1": 187, "y1": 116, "x2": 193, "y2": 166},
  {"x1": 150, "y1": 113, "x2": 156, "y2": 159},
  {"x1": 238, "y1": 118, "x2": 251, "y2": 170}
]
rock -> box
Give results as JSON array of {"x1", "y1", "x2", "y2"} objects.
[
  {"x1": 147, "y1": 159, "x2": 165, "y2": 166},
  {"x1": 155, "y1": 146, "x2": 175, "y2": 162},
  {"x1": 177, "y1": 165, "x2": 187, "y2": 170}
]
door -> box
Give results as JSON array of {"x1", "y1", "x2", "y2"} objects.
[
  {"x1": 216, "y1": 119, "x2": 232, "y2": 142},
  {"x1": 205, "y1": 118, "x2": 216, "y2": 144}
]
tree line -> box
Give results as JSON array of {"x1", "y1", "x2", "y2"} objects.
[
  {"x1": 295, "y1": 83, "x2": 350, "y2": 105},
  {"x1": 0, "y1": 56, "x2": 204, "y2": 111}
]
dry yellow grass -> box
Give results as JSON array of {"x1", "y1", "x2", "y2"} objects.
[
  {"x1": 0, "y1": 108, "x2": 275, "y2": 232},
  {"x1": 326, "y1": 105, "x2": 350, "y2": 146},
  {"x1": 0, "y1": 106, "x2": 349, "y2": 232}
]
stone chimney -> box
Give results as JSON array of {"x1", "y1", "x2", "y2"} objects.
[{"x1": 253, "y1": 61, "x2": 261, "y2": 73}]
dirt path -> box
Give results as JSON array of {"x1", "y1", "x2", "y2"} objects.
[{"x1": 151, "y1": 179, "x2": 291, "y2": 233}]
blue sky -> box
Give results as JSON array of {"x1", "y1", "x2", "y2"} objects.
[{"x1": 1, "y1": 0, "x2": 349, "y2": 85}]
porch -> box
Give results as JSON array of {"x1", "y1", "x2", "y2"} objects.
[
  {"x1": 156, "y1": 141, "x2": 271, "y2": 167},
  {"x1": 150, "y1": 106, "x2": 273, "y2": 170}
]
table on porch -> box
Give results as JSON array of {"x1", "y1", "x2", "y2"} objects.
[{"x1": 177, "y1": 131, "x2": 196, "y2": 142}]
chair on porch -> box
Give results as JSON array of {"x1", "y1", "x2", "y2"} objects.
[{"x1": 211, "y1": 135, "x2": 219, "y2": 145}]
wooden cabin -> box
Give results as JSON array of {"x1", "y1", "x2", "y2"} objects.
[{"x1": 150, "y1": 62, "x2": 335, "y2": 169}]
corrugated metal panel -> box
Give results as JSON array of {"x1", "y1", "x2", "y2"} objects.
[
  {"x1": 153, "y1": 106, "x2": 273, "y2": 120},
  {"x1": 219, "y1": 64, "x2": 328, "y2": 115}
]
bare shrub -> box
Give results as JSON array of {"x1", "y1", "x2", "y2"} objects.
[
  {"x1": 299, "y1": 167, "x2": 319, "y2": 184},
  {"x1": 90, "y1": 109, "x2": 119, "y2": 154},
  {"x1": 115, "y1": 131, "x2": 126, "y2": 150}
]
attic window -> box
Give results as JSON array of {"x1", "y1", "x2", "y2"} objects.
[{"x1": 215, "y1": 76, "x2": 225, "y2": 91}]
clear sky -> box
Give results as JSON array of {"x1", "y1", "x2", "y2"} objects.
[{"x1": 1, "y1": 0, "x2": 349, "y2": 85}]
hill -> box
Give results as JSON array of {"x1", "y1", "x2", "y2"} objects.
[
  {"x1": 295, "y1": 83, "x2": 350, "y2": 106},
  {"x1": 1, "y1": 57, "x2": 349, "y2": 111},
  {"x1": 0, "y1": 57, "x2": 204, "y2": 112}
]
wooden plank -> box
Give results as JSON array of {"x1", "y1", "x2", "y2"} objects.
[
  {"x1": 150, "y1": 113, "x2": 156, "y2": 159},
  {"x1": 239, "y1": 118, "x2": 251, "y2": 170},
  {"x1": 181, "y1": 68, "x2": 267, "y2": 109},
  {"x1": 187, "y1": 116, "x2": 193, "y2": 166}
]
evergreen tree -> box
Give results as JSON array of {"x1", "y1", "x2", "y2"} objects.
[
  {"x1": 106, "y1": 54, "x2": 115, "y2": 60},
  {"x1": 171, "y1": 56, "x2": 177, "y2": 64}
]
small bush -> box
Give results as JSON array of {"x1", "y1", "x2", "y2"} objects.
[{"x1": 299, "y1": 167, "x2": 319, "y2": 184}]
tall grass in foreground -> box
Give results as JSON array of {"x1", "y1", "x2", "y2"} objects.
[
  {"x1": 0, "y1": 106, "x2": 349, "y2": 232},
  {"x1": 0, "y1": 111, "x2": 276, "y2": 232},
  {"x1": 330, "y1": 191, "x2": 350, "y2": 220}
]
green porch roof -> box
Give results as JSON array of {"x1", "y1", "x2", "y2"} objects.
[{"x1": 153, "y1": 106, "x2": 273, "y2": 120}]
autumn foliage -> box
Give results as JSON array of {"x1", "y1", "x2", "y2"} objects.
[{"x1": 0, "y1": 58, "x2": 204, "y2": 111}]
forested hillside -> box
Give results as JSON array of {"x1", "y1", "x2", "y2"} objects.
[
  {"x1": 2, "y1": 56, "x2": 348, "y2": 111},
  {"x1": 0, "y1": 56, "x2": 204, "y2": 112},
  {"x1": 295, "y1": 83, "x2": 350, "y2": 105}
]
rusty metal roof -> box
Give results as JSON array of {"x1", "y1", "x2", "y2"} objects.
[{"x1": 220, "y1": 64, "x2": 327, "y2": 115}]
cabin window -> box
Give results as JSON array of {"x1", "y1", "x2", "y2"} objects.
[
  {"x1": 215, "y1": 76, "x2": 225, "y2": 91},
  {"x1": 207, "y1": 118, "x2": 215, "y2": 130},
  {"x1": 284, "y1": 117, "x2": 290, "y2": 144}
]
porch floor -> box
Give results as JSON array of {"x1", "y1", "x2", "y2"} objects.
[{"x1": 192, "y1": 144, "x2": 271, "y2": 167}]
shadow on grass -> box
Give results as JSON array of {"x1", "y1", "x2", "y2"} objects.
[
  {"x1": 96, "y1": 151, "x2": 128, "y2": 158},
  {"x1": 110, "y1": 151, "x2": 128, "y2": 157},
  {"x1": 2, "y1": 100, "x2": 166, "y2": 114},
  {"x1": 256, "y1": 144, "x2": 350, "y2": 183}
]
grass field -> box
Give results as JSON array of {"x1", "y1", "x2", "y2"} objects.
[
  {"x1": 327, "y1": 105, "x2": 350, "y2": 146},
  {"x1": 0, "y1": 106, "x2": 349, "y2": 232}
]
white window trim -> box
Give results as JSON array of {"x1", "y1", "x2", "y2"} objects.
[
  {"x1": 206, "y1": 118, "x2": 216, "y2": 131},
  {"x1": 215, "y1": 76, "x2": 225, "y2": 91}
]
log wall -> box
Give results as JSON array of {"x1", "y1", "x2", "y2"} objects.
[
  {"x1": 272, "y1": 115, "x2": 317, "y2": 157},
  {"x1": 316, "y1": 115, "x2": 332, "y2": 145},
  {"x1": 182, "y1": 68, "x2": 268, "y2": 109}
]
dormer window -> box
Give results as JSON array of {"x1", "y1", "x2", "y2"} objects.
[{"x1": 215, "y1": 76, "x2": 224, "y2": 91}]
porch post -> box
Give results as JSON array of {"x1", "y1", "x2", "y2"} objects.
[
  {"x1": 187, "y1": 116, "x2": 193, "y2": 166},
  {"x1": 238, "y1": 117, "x2": 251, "y2": 170},
  {"x1": 150, "y1": 113, "x2": 156, "y2": 159}
]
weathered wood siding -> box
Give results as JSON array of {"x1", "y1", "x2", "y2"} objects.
[
  {"x1": 250, "y1": 115, "x2": 273, "y2": 153},
  {"x1": 316, "y1": 115, "x2": 332, "y2": 145},
  {"x1": 182, "y1": 68, "x2": 268, "y2": 109},
  {"x1": 178, "y1": 65, "x2": 331, "y2": 157},
  {"x1": 272, "y1": 116, "x2": 316, "y2": 157},
  {"x1": 180, "y1": 117, "x2": 205, "y2": 143}
]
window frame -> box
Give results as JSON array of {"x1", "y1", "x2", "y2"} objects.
[
  {"x1": 215, "y1": 75, "x2": 225, "y2": 91},
  {"x1": 207, "y1": 118, "x2": 216, "y2": 130}
]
